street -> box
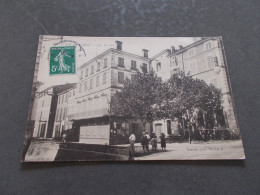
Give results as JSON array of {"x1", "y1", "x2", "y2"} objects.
[{"x1": 134, "y1": 140, "x2": 245, "y2": 160}]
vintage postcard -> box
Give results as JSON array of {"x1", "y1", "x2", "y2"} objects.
[{"x1": 22, "y1": 36, "x2": 245, "y2": 161}]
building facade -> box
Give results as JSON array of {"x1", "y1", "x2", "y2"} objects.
[
  {"x1": 53, "y1": 84, "x2": 77, "y2": 140},
  {"x1": 150, "y1": 37, "x2": 239, "y2": 137},
  {"x1": 69, "y1": 41, "x2": 151, "y2": 145},
  {"x1": 33, "y1": 84, "x2": 76, "y2": 139}
]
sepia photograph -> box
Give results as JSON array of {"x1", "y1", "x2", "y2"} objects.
[{"x1": 22, "y1": 36, "x2": 245, "y2": 161}]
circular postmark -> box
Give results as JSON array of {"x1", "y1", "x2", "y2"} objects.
[{"x1": 43, "y1": 37, "x2": 87, "y2": 76}]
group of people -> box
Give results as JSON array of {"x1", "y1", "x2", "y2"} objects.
[{"x1": 128, "y1": 131, "x2": 166, "y2": 157}]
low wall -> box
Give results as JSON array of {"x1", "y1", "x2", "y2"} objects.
[
  {"x1": 24, "y1": 140, "x2": 131, "y2": 162},
  {"x1": 55, "y1": 143, "x2": 130, "y2": 161}
]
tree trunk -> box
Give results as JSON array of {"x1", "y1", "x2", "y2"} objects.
[{"x1": 141, "y1": 120, "x2": 146, "y2": 132}]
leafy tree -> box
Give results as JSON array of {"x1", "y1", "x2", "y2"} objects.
[
  {"x1": 110, "y1": 70, "x2": 165, "y2": 130},
  {"x1": 110, "y1": 71, "x2": 224, "y2": 133},
  {"x1": 165, "y1": 73, "x2": 224, "y2": 129}
]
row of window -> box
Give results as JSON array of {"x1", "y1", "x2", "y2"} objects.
[
  {"x1": 80, "y1": 57, "x2": 148, "y2": 80},
  {"x1": 80, "y1": 58, "x2": 108, "y2": 79},
  {"x1": 119, "y1": 57, "x2": 148, "y2": 73},
  {"x1": 78, "y1": 71, "x2": 137, "y2": 93},
  {"x1": 170, "y1": 68, "x2": 218, "y2": 88},
  {"x1": 118, "y1": 57, "x2": 147, "y2": 72},
  {"x1": 55, "y1": 108, "x2": 67, "y2": 121},
  {"x1": 169, "y1": 55, "x2": 216, "y2": 76},
  {"x1": 118, "y1": 72, "x2": 137, "y2": 84},
  {"x1": 58, "y1": 93, "x2": 68, "y2": 104},
  {"x1": 188, "y1": 41, "x2": 213, "y2": 57},
  {"x1": 169, "y1": 55, "x2": 217, "y2": 77},
  {"x1": 165, "y1": 43, "x2": 213, "y2": 70},
  {"x1": 79, "y1": 72, "x2": 107, "y2": 93},
  {"x1": 189, "y1": 55, "x2": 216, "y2": 75},
  {"x1": 67, "y1": 90, "x2": 76, "y2": 98},
  {"x1": 40, "y1": 97, "x2": 51, "y2": 108}
]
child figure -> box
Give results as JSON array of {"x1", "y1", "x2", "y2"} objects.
[
  {"x1": 160, "y1": 133, "x2": 166, "y2": 151},
  {"x1": 150, "y1": 133, "x2": 158, "y2": 151}
]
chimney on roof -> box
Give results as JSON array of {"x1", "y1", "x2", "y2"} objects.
[
  {"x1": 179, "y1": 45, "x2": 184, "y2": 50},
  {"x1": 171, "y1": 46, "x2": 176, "y2": 53},
  {"x1": 115, "y1": 41, "x2": 122, "y2": 50},
  {"x1": 143, "y1": 49, "x2": 148, "y2": 58}
]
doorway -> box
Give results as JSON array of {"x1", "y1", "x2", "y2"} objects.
[
  {"x1": 155, "y1": 123, "x2": 162, "y2": 137},
  {"x1": 167, "y1": 120, "x2": 172, "y2": 135},
  {"x1": 40, "y1": 123, "x2": 46, "y2": 138}
]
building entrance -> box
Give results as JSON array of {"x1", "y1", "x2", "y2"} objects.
[
  {"x1": 155, "y1": 124, "x2": 162, "y2": 137},
  {"x1": 167, "y1": 120, "x2": 172, "y2": 135},
  {"x1": 39, "y1": 123, "x2": 46, "y2": 138}
]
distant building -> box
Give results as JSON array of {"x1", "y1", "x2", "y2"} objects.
[
  {"x1": 53, "y1": 84, "x2": 77, "y2": 140},
  {"x1": 151, "y1": 37, "x2": 239, "y2": 137},
  {"x1": 33, "y1": 83, "x2": 76, "y2": 139},
  {"x1": 69, "y1": 41, "x2": 151, "y2": 145},
  {"x1": 150, "y1": 49, "x2": 172, "y2": 81}
]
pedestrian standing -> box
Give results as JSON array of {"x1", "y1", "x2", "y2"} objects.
[
  {"x1": 188, "y1": 121, "x2": 194, "y2": 144},
  {"x1": 141, "y1": 132, "x2": 149, "y2": 153},
  {"x1": 145, "y1": 131, "x2": 150, "y2": 151},
  {"x1": 129, "y1": 133, "x2": 136, "y2": 157},
  {"x1": 150, "y1": 133, "x2": 158, "y2": 151},
  {"x1": 160, "y1": 133, "x2": 166, "y2": 151}
]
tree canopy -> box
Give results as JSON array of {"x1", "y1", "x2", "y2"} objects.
[
  {"x1": 110, "y1": 71, "x2": 224, "y2": 130},
  {"x1": 110, "y1": 70, "x2": 165, "y2": 128},
  {"x1": 165, "y1": 73, "x2": 223, "y2": 118}
]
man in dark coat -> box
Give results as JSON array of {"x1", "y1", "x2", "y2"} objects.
[{"x1": 141, "y1": 132, "x2": 149, "y2": 153}]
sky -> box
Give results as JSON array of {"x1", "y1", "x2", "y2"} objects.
[{"x1": 37, "y1": 36, "x2": 194, "y2": 91}]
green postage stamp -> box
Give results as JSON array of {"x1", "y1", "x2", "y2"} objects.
[{"x1": 49, "y1": 46, "x2": 75, "y2": 75}]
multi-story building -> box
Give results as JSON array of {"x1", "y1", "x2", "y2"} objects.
[
  {"x1": 33, "y1": 83, "x2": 76, "y2": 139},
  {"x1": 69, "y1": 41, "x2": 151, "y2": 145},
  {"x1": 150, "y1": 49, "x2": 172, "y2": 81},
  {"x1": 150, "y1": 37, "x2": 239, "y2": 137},
  {"x1": 53, "y1": 84, "x2": 77, "y2": 140}
]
